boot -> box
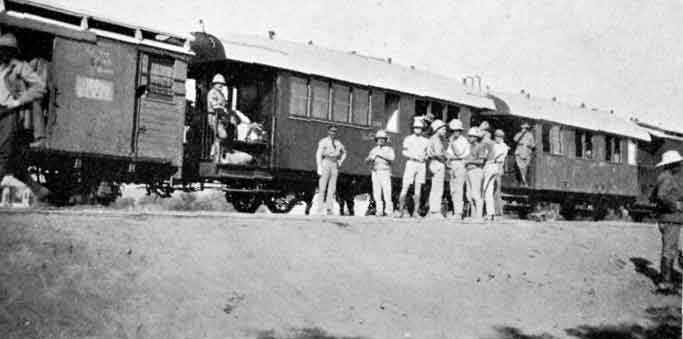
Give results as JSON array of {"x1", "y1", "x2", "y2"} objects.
[{"x1": 657, "y1": 257, "x2": 676, "y2": 294}]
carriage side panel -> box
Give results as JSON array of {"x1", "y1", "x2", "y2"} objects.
[{"x1": 48, "y1": 37, "x2": 137, "y2": 158}]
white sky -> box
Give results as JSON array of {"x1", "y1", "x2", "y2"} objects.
[{"x1": 37, "y1": 0, "x2": 683, "y2": 129}]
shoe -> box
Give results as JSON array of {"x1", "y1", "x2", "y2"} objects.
[{"x1": 426, "y1": 212, "x2": 443, "y2": 219}]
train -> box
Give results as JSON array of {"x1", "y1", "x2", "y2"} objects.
[{"x1": 2, "y1": 0, "x2": 680, "y2": 220}]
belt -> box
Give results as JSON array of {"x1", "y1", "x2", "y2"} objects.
[
  {"x1": 407, "y1": 158, "x2": 425, "y2": 163},
  {"x1": 466, "y1": 164, "x2": 483, "y2": 170},
  {"x1": 323, "y1": 155, "x2": 340, "y2": 160}
]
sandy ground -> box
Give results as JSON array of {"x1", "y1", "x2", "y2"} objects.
[{"x1": 0, "y1": 209, "x2": 680, "y2": 339}]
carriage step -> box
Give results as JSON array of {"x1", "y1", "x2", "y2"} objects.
[{"x1": 223, "y1": 188, "x2": 281, "y2": 194}]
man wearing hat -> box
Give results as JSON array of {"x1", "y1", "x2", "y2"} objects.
[
  {"x1": 366, "y1": 130, "x2": 395, "y2": 217},
  {"x1": 513, "y1": 121, "x2": 535, "y2": 186},
  {"x1": 315, "y1": 125, "x2": 346, "y2": 215},
  {"x1": 0, "y1": 33, "x2": 46, "y2": 188},
  {"x1": 207, "y1": 73, "x2": 230, "y2": 161},
  {"x1": 398, "y1": 120, "x2": 430, "y2": 217},
  {"x1": 482, "y1": 129, "x2": 508, "y2": 219},
  {"x1": 464, "y1": 127, "x2": 488, "y2": 220},
  {"x1": 426, "y1": 119, "x2": 448, "y2": 218},
  {"x1": 446, "y1": 118, "x2": 469, "y2": 219},
  {"x1": 651, "y1": 150, "x2": 683, "y2": 294}
]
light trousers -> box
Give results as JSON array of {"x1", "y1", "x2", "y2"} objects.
[
  {"x1": 448, "y1": 161, "x2": 467, "y2": 216},
  {"x1": 483, "y1": 163, "x2": 499, "y2": 218},
  {"x1": 371, "y1": 169, "x2": 393, "y2": 215},
  {"x1": 466, "y1": 167, "x2": 484, "y2": 219},
  {"x1": 428, "y1": 160, "x2": 446, "y2": 214},
  {"x1": 317, "y1": 159, "x2": 339, "y2": 213}
]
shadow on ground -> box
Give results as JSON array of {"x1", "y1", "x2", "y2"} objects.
[
  {"x1": 256, "y1": 327, "x2": 366, "y2": 339},
  {"x1": 494, "y1": 305, "x2": 681, "y2": 339},
  {"x1": 630, "y1": 257, "x2": 682, "y2": 286}
]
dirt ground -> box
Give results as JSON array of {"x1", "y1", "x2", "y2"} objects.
[{"x1": 0, "y1": 209, "x2": 680, "y2": 339}]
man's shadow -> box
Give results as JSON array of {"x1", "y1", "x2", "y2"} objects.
[{"x1": 630, "y1": 257, "x2": 681, "y2": 284}]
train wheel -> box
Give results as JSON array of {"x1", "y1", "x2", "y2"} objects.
[
  {"x1": 560, "y1": 200, "x2": 577, "y2": 221},
  {"x1": 592, "y1": 198, "x2": 608, "y2": 221},
  {"x1": 229, "y1": 193, "x2": 261, "y2": 213},
  {"x1": 265, "y1": 193, "x2": 296, "y2": 214}
]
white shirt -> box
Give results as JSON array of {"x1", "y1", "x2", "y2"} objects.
[
  {"x1": 402, "y1": 134, "x2": 430, "y2": 162},
  {"x1": 447, "y1": 135, "x2": 470, "y2": 161}
]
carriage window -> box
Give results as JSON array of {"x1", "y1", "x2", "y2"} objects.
[
  {"x1": 605, "y1": 136, "x2": 622, "y2": 163},
  {"x1": 351, "y1": 87, "x2": 370, "y2": 125},
  {"x1": 550, "y1": 126, "x2": 563, "y2": 154},
  {"x1": 142, "y1": 55, "x2": 174, "y2": 101},
  {"x1": 310, "y1": 79, "x2": 330, "y2": 120},
  {"x1": 332, "y1": 84, "x2": 350, "y2": 122},
  {"x1": 431, "y1": 102, "x2": 445, "y2": 120},
  {"x1": 542, "y1": 124, "x2": 551, "y2": 153},
  {"x1": 385, "y1": 93, "x2": 400, "y2": 133},
  {"x1": 575, "y1": 130, "x2": 593, "y2": 159},
  {"x1": 446, "y1": 105, "x2": 460, "y2": 122},
  {"x1": 627, "y1": 140, "x2": 637, "y2": 165},
  {"x1": 415, "y1": 100, "x2": 428, "y2": 117},
  {"x1": 289, "y1": 76, "x2": 309, "y2": 116}
]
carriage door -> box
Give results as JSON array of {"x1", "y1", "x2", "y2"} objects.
[
  {"x1": 133, "y1": 52, "x2": 186, "y2": 167},
  {"x1": 49, "y1": 37, "x2": 136, "y2": 157}
]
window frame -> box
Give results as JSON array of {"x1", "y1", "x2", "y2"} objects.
[
  {"x1": 141, "y1": 53, "x2": 175, "y2": 102},
  {"x1": 574, "y1": 129, "x2": 594, "y2": 160}
]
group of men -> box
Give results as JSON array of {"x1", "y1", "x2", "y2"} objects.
[{"x1": 314, "y1": 117, "x2": 535, "y2": 220}]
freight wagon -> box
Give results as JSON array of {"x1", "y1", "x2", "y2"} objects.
[{"x1": 0, "y1": 0, "x2": 191, "y2": 203}]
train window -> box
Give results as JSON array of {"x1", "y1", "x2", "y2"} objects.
[
  {"x1": 605, "y1": 136, "x2": 622, "y2": 163},
  {"x1": 351, "y1": 87, "x2": 370, "y2": 125},
  {"x1": 575, "y1": 130, "x2": 594, "y2": 159},
  {"x1": 542, "y1": 125, "x2": 551, "y2": 153},
  {"x1": 541, "y1": 125, "x2": 562, "y2": 154},
  {"x1": 332, "y1": 84, "x2": 350, "y2": 122},
  {"x1": 144, "y1": 55, "x2": 175, "y2": 101},
  {"x1": 385, "y1": 93, "x2": 400, "y2": 133},
  {"x1": 310, "y1": 79, "x2": 330, "y2": 120},
  {"x1": 431, "y1": 102, "x2": 445, "y2": 120},
  {"x1": 415, "y1": 100, "x2": 429, "y2": 117},
  {"x1": 446, "y1": 105, "x2": 460, "y2": 122},
  {"x1": 627, "y1": 140, "x2": 637, "y2": 165},
  {"x1": 289, "y1": 76, "x2": 309, "y2": 116}
]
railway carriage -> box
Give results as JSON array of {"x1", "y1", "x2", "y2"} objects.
[
  {"x1": 0, "y1": 0, "x2": 192, "y2": 203},
  {"x1": 185, "y1": 32, "x2": 494, "y2": 213},
  {"x1": 480, "y1": 91, "x2": 652, "y2": 219}
]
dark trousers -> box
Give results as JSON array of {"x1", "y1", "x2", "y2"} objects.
[
  {"x1": 0, "y1": 112, "x2": 18, "y2": 179},
  {"x1": 659, "y1": 222, "x2": 681, "y2": 261}
]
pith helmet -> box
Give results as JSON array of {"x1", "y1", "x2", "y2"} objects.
[
  {"x1": 0, "y1": 33, "x2": 18, "y2": 49},
  {"x1": 479, "y1": 121, "x2": 490, "y2": 131},
  {"x1": 494, "y1": 129, "x2": 505, "y2": 137},
  {"x1": 448, "y1": 119, "x2": 463, "y2": 131},
  {"x1": 412, "y1": 119, "x2": 424, "y2": 129},
  {"x1": 431, "y1": 119, "x2": 446, "y2": 132},
  {"x1": 375, "y1": 130, "x2": 388, "y2": 139},
  {"x1": 212, "y1": 73, "x2": 226, "y2": 84},
  {"x1": 467, "y1": 127, "x2": 482, "y2": 137},
  {"x1": 521, "y1": 121, "x2": 531, "y2": 129},
  {"x1": 656, "y1": 150, "x2": 683, "y2": 168}
]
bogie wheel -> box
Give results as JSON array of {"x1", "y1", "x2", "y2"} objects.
[
  {"x1": 265, "y1": 193, "x2": 297, "y2": 214},
  {"x1": 229, "y1": 193, "x2": 262, "y2": 213}
]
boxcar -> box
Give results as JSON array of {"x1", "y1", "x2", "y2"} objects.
[
  {"x1": 0, "y1": 0, "x2": 192, "y2": 202},
  {"x1": 480, "y1": 91, "x2": 651, "y2": 219},
  {"x1": 185, "y1": 32, "x2": 494, "y2": 213}
]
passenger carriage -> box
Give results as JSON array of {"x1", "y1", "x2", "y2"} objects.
[
  {"x1": 0, "y1": 0, "x2": 191, "y2": 203},
  {"x1": 480, "y1": 91, "x2": 651, "y2": 219},
  {"x1": 185, "y1": 32, "x2": 494, "y2": 213}
]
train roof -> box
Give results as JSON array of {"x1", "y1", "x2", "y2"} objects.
[
  {"x1": 635, "y1": 121, "x2": 683, "y2": 142},
  {"x1": 0, "y1": 0, "x2": 192, "y2": 55},
  {"x1": 487, "y1": 91, "x2": 652, "y2": 141},
  {"x1": 190, "y1": 32, "x2": 495, "y2": 110}
]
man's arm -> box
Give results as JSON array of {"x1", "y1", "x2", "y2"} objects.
[
  {"x1": 657, "y1": 176, "x2": 679, "y2": 212},
  {"x1": 15, "y1": 61, "x2": 46, "y2": 106},
  {"x1": 315, "y1": 140, "x2": 324, "y2": 170},
  {"x1": 338, "y1": 142, "x2": 347, "y2": 165}
]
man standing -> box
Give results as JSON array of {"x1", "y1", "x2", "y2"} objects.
[
  {"x1": 426, "y1": 119, "x2": 448, "y2": 218},
  {"x1": 482, "y1": 129, "x2": 507, "y2": 219},
  {"x1": 366, "y1": 130, "x2": 395, "y2": 217},
  {"x1": 651, "y1": 150, "x2": 683, "y2": 294},
  {"x1": 492, "y1": 129, "x2": 510, "y2": 216},
  {"x1": 513, "y1": 122, "x2": 534, "y2": 186},
  {"x1": 315, "y1": 125, "x2": 346, "y2": 215},
  {"x1": 398, "y1": 120, "x2": 430, "y2": 218},
  {"x1": 446, "y1": 119, "x2": 469, "y2": 219},
  {"x1": 207, "y1": 73, "x2": 230, "y2": 161},
  {"x1": 0, "y1": 33, "x2": 46, "y2": 183},
  {"x1": 464, "y1": 127, "x2": 487, "y2": 220}
]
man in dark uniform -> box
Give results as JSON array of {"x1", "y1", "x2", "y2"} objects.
[{"x1": 651, "y1": 150, "x2": 683, "y2": 294}]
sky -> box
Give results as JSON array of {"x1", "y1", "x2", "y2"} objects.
[{"x1": 37, "y1": 0, "x2": 683, "y2": 130}]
